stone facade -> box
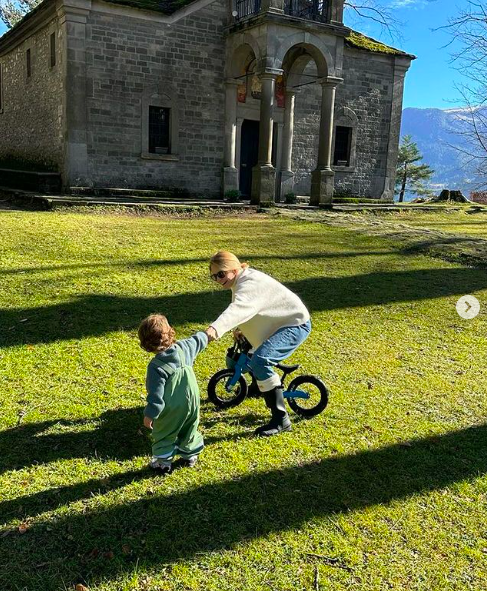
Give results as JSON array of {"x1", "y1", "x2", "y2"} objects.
[
  {"x1": 84, "y1": 1, "x2": 227, "y2": 193},
  {"x1": 0, "y1": 13, "x2": 63, "y2": 170},
  {"x1": 291, "y1": 48, "x2": 404, "y2": 199},
  {"x1": 0, "y1": 0, "x2": 413, "y2": 201}
]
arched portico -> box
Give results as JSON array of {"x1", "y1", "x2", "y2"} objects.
[{"x1": 224, "y1": 19, "x2": 343, "y2": 205}]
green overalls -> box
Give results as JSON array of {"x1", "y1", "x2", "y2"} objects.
[{"x1": 151, "y1": 345, "x2": 204, "y2": 460}]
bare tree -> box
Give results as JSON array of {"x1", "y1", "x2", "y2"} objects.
[
  {"x1": 443, "y1": 1, "x2": 487, "y2": 187},
  {"x1": 0, "y1": 0, "x2": 41, "y2": 29},
  {"x1": 344, "y1": 0, "x2": 402, "y2": 41}
]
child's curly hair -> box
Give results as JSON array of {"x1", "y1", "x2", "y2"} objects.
[{"x1": 138, "y1": 314, "x2": 176, "y2": 353}]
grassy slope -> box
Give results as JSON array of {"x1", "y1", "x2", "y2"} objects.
[{"x1": 0, "y1": 209, "x2": 486, "y2": 591}]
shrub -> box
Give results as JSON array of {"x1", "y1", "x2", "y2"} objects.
[
  {"x1": 284, "y1": 192, "x2": 297, "y2": 204},
  {"x1": 225, "y1": 189, "x2": 241, "y2": 203}
]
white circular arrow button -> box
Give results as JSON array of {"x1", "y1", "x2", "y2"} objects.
[{"x1": 456, "y1": 295, "x2": 480, "y2": 320}]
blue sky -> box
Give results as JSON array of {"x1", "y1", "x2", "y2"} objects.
[
  {"x1": 0, "y1": 0, "x2": 464, "y2": 110},
  {"x1": 344, "y1": 0, "x2": 464, "y2": 109}
]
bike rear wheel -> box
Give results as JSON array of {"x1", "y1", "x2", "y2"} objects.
[
  {"x1": 207, "y1": 369, "x2": 248, "y2": 409},
  {"x1": 286, "y1": 375, "x2": 329, "y2": 418}
]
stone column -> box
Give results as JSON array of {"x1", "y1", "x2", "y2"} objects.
[
  {"x1": 57, "y1": 0, "x2": 91, "y2": 188},
  {"x1": 280, "y1": 88, "x2": 296, "y2": 200},
  {"x1": 251, "y1": 70, "x2": 281, "y2": 205},
  {"x1": 310, "y1": 77, "x2": 342, "y2": 207},
  {"x1": 223, "y1": 79, "x2": 239, "y2": 195}
]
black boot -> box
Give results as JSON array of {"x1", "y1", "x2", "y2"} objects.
[{"x1": 254, "y1": 387, "x2": 292, "y2": 437}]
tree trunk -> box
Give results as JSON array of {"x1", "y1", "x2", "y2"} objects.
[{"x1": 398, "y1": 164, "x2": 407, "y2": 202}]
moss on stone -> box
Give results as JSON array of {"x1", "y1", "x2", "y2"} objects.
[{"x1": 345, "y1": 31, "x2": 412, "y2": 57}]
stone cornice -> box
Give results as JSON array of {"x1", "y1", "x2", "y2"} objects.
[
  {"x1": 0, "y1": 0, "x2": 217, "y2": 56},
  {"x1": 91, "y1": 0, "x2": 217, "y2": 24}
]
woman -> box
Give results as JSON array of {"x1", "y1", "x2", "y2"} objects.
[{"x1": 206, "y1": 251, "x2": 311, "y2": 437}]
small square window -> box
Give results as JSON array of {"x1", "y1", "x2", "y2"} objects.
[
  {"x1": 50, "y1": 33, "x2": 56, "y2": 68},
  {"x1": 333, "y1": 125, "x2": 352, "y2": 166},
  {"x1": 149, "y1": 106, "x2": 171, "y2": 154},
  {"x1": 26, "y1": 49, "x2": 31, "y2": 78}
]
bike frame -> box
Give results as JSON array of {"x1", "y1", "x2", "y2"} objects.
[{"x1": 225, "y1": 351, "x2": 309, "y2": 400}]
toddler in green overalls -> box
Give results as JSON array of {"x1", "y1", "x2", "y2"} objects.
[{"x1": 138, "y1": 314, "x2": 208, "y2": 475}]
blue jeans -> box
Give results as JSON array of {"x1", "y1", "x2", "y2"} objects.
[{"x1": 227, "y1": 320, "x2": 311, "y2": 392}]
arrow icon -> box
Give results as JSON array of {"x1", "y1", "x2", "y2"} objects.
[{"x1": 456, "y1": 295, "x2": 480, "y2": 320}]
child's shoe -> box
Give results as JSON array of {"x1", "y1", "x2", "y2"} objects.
[
  {"x1": 149, "y1": 457, "x2": 173, "y2": 475},
  {"x1": 180, "y1": 456, "x2": 198, "y2": 468}
]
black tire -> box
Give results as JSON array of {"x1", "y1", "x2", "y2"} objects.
[
  {"x1": 286, "y1": 375, "x2": 329, "y2": 418},
  {"x1": 207, "y1": 369, "x2": 248, "y2": 409}
]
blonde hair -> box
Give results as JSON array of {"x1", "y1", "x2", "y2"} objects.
[
  {"x1": 138, "y1": 314, "x2": 176, "y2": 353},
  {"x1": 209, "y1": 250, "x2": 249, "y2": 272}
]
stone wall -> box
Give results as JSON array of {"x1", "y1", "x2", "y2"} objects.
[
  {"x1": 0, "y1": 18, "x2": 64, "y2": 171},
  {"x1": 84, "y1": 0, "x2": 227, "y2": 194},
  {"x1": 292, "y1": 49, "x2": 396, "y2": 199}
]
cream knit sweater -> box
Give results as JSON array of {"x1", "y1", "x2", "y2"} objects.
[{"x1": 210, "y1": 268, "x2": 310, "y2": 348}]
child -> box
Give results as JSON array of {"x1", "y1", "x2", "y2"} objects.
[{"x1": 138, "y1": 314, "x2": 208, "y2": 474}]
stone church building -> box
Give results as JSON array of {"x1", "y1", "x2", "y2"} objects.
[{"x1": 0, "y1": 0, "x2": 413, "y2": 204}]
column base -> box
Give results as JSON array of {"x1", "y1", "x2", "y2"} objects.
[
  {"x1": 279, "y1": 170, "x2": 295, "y2": 202},
  {"x1": 251, "y1": 164, "x2": 276, "y2": 206},
  {"x1": 310, "y1": 168, "x2": 335, "y2": 207},
  {"x1": 223, "y1": 167, "x2": 239, "y2": 196},
  {"x1": 379, "y1": 176, "x2": 395, "y2": 202}
]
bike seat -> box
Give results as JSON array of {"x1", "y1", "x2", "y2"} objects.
[{"x1": 276, "y1": 363, "x2": 300, "y2": 372}]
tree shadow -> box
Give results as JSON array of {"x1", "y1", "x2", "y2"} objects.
[
  {"x1": 0, "y1": 408, "x2": 263, "y2": 477},
  {"x1": 0, "y1": 408, "x2": 148, "y2": 476},
  {"x1": 0, "y1": 250, "x2": 390, "y2": 277},
  {"x1": 2, "y1": 267, "x2": 486, "y2": 349},
  {"x1": 1, "y1": 422, "x2": 486, "y2": 590}
]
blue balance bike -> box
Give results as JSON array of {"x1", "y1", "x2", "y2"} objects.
[{"x1": 207, "y1": 338, "x2": 329, "y2": 418}]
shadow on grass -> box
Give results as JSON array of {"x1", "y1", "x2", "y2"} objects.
[
  {"x1": 0, "y1": 408, "x2": 263, "y2": 477},
  {"x1": 1, "y1": 422, "x2": 486, "y2": 590},
  {"x1": 2, "y1": 267, "x2": 487, "y2": 348},
  {"x1": 0, "y1": 251, "x2": 391, "y2": 277}
]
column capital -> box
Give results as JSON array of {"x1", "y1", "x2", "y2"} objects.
[
  {"x1": 226, "y1": 78, "x2": 241, "y2": 87},
  {"x1": 257, "y1": 68, "x2": 284, "y2": 80},
  {"x1": 318, "y1": 76, "x2": 344, "y2": 88}
]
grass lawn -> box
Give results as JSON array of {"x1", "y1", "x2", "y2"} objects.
[{"x1": 1, "y1": 207, "x2": 486, "y2": 591}]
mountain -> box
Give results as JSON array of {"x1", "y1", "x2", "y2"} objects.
[{"x1": 400, "y1": 107, "x2": 486, "y2": 198}]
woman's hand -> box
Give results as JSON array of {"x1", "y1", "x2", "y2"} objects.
[
  {"x1": 143, "y1": 416, "x2": 153, "y2": 430},
  {"x1": 233, "y1": 329, "x2": 244, "y2": 342},
  {"x1": 205, "y1": 326, "x2": 218, "y2": 342}
]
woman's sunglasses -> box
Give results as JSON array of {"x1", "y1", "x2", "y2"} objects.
[{"x1": 210, "y1": 270, "x2": 228, "y2": 281}]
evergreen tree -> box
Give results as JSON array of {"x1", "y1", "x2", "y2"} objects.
[{"x1": 395, "y1": 135, "x2": 435, "y2": 202}]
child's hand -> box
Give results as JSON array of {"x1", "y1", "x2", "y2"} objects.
[{"x1": 143, "y1": 416, "x2": 153, "y2": 430}]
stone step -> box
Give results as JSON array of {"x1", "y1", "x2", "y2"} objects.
[{"x1": 68, "y1": 186, "x2": 190, "y2": 199}]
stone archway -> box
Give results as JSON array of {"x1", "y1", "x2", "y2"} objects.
[{"x1": 277, "y1": 40, "x2": 342, "y2": 206}]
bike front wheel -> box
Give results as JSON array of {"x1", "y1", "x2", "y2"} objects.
[
  {"x1": 207, "y1": 369, "x2": 248, "y2": 409},
  {"x1": 286, "y1": 375, "x2": 329, "y2": 418}
]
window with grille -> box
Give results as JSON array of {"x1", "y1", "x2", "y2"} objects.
[
  {"x1": 333, "y1": 126, "x2": 352, "y2": 166},
  {"x1": 149, "y1": 106, "x2": 171, "y2": 154}
]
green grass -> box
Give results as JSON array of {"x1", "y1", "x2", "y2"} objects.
[{"x1": 1, "y1": 208, "x2": 486, "y2": 591}]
